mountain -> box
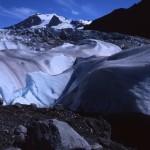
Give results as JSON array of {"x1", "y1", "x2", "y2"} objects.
[
  {"x1": 2, "y1": 5, "x2": 150, "y2": 150},
  {"x1": 85, "y1": 0, "x2": 150, "y2": 39},
  {"x1": 5, "y1": 13, "x2": 91, "y2": 30}
]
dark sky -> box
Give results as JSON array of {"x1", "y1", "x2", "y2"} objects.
[{"x1": 0, "y1": 0, "x2": 140, "y2": 28}]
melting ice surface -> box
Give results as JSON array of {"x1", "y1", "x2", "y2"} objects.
[
  {"x1": 57, "y1": 44, "x2": 150, "y2": 115},
  {"x1": 0, "y1": 39, "x2": 121, "y2": 107}
]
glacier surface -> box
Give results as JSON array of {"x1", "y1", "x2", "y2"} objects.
[
  {"x1": 0, "y1": 39, "x2": 121, "y2": 107},
  {"x1": 2, "y1": 35, "x2": 150, "y2": 116},
  {"x1": 57, "y1": 44, "x2": 150, "y2": 115}
]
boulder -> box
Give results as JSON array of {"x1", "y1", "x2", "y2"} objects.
[
  {"x1": 14, "y1": 125, "x2": 27, "y2": 147},
  {"x1": 24, "y1": 119, "x2": 91, "y2": 150},
  {"x1": 4, "y1": 147, "x2": 21, "y2": 150}
]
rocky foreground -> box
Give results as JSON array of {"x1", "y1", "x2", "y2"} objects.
[
  {"x1": 1, "y1": 104, "x2": 150, "y2": 150},
  {"x1": 0, "y1": 104, "x2": 136, "y2": 150}
]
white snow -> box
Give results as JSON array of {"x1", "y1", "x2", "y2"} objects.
[
  {"x1": 32, "y1": 14, "x2": 56, "y2": 28},
  {"x1": 78, "y1": 20, "x2": 92, "y2": 25},
  {"x1": 0, "y1": 39, "x2": 121, "y2": 107},
  {"x1": 77, "y1": 20, "x2": 92, "y2": 29},
  {"x1": 31, "y1": 13, "x2": 74, "y2": 29},
  {"x1": 51, "y1": 22, "x2": 73, "y2": 30},
  {"x1": 30, "y1": 13, "x2": 91, "y2": 29}
]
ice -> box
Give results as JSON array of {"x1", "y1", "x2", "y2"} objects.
[
  {"x1": 57, "y1": 45, "x2": 150, "y2": 115},
  {"x1": 10, "y1": 71, "x2": 73, "y2": 107},
  {"x1": 0, "y1": 39, "x2": 121, "y2": 107},
  {"x1": 0, "y1": 71, "x2": 14, "y2": 104},
  {"x1": 51, "y1": 39, "x2": 121, "y2": 57}
]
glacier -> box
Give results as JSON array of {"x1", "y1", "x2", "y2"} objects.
[
  {"x1": 0, "y1": 39, "x2": 121, "y2": 107},
  {"x1": 57, "y1": 44, "x2": 150, "y2": 115},
  {"x1": 1, "y1": 32, "x2": 150, "y2": 116}
]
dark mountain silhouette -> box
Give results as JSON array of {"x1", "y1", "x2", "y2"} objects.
[{"x1": 85, "y1": 0, "x2": 150, "y2": 39}]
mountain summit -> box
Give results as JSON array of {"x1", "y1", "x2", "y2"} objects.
[
  {"x1": 5, "y1": 13, "x2": 91, "y2": 30},
  {"x1": 85, "y1": 0, "x2": 150, "y2": 39}
]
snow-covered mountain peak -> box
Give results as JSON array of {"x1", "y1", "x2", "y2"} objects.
[
  {"x1": 5, "y1": 13, "x2": 91, "y2": 30},
  {"x1": 33, "y1": 13, "x2": 61, "y2": 27}
]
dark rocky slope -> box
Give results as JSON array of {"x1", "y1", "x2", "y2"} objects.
[
  {"x1": 5, "y1": 15, "x2": 42, "y2": 29},
  {"x1": 1, "y1": 104, "x2": 150, "y2": 150},
  {"x1": 0, "y1": 105, "x2": 130, "y2": 150},
  {"x1": 106, "y1": 113, "x2": 150, "y2": 150},
  {"x1": 48, "y1": 15, "x2": 62, "y2": 28},
  {"x1": 85, "y1": 0, "x2": 150, "y2": 39}
]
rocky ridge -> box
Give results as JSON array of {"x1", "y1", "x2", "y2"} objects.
[
  {"x1": 5, "y1": 13, "x2": 91, "y2": 30},
  {"x1": 85, "y1": 0, "x2": 150, "y2": 39}
]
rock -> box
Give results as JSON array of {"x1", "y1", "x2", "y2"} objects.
[
  {"x1": 24, "y1": 119, "x2": 91, "y2": 150},
  {"x1": 4, "y1": 147, "x2": 21, "y2": 150},
  {"x1": 35, "y1": 47, "x2": 45, "y2": 51},
  {"x1": 14, "y1": 133, "x2": 25, "y2": 145},
  {"x1": 52, "y1": 104, "x2": 64, "y2": 111},
  {"x1": 1, "y1": 27, "x2": 150, "y2": 52},
  {"x1": 53, "y1": 119, "x2": 91, "y2": 150},
  {"x1": 71, "y1": 20, "x2": 84, "y2": 29},
  {"x1": 0, "y1": 105, "x2": 131, "y2": 150},
  {"x1": 30, "y1": 103, "x2": 37, "y2": 108},
  {"x1": 14, "y1": 125, "x2": 27, "y2": 135},
  {"x1": 3, "y1": 129, "x2": 9, "y2": 134},
  {"x1": 91, "y1": 143, "x2": 103, "y2": 150},
  {"x1": 48, "y1": 15, "x2": 62, "y2": 28},
  {"x1": 0, "y1": 98, "x2": 3, "y2": 106},
  {"x1": 14, "y1": 125, "x2": 27, "y2": 147},
  {"x1": 14, "y1": 103, "x2": 22, "y2": 109}
]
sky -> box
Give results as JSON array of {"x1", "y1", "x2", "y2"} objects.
[{"x1": 0, "y1": 0, "x2": 141, "y2": 28}]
